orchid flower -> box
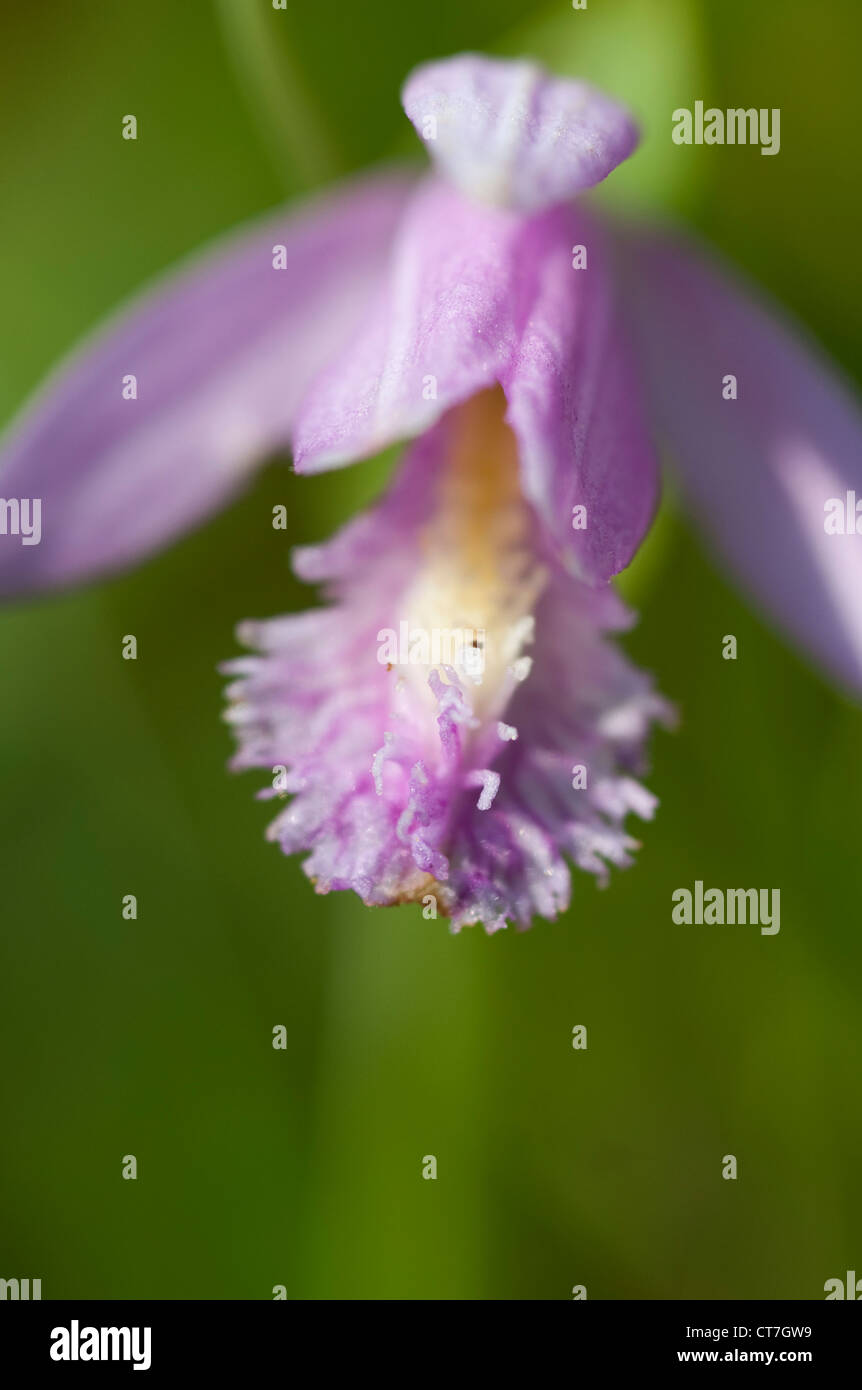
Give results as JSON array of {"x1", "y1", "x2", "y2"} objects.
[{"x1": 2, "y1": 55, "x2": 861, "y2": 932}]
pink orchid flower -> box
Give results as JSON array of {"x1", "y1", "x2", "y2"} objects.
[{"x1": 2, "y1": 55, "x2": 860, "y2": 931}]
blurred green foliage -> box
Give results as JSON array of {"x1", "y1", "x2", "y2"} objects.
[{"x1": 0, "y1": 0, "x2": 860, "y2": 1299}]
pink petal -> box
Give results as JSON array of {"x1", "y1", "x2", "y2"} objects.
[
  {"x1": 292, "y1": 178, "x2": 522, "y2": 472},
  {"x1": 501, "y1": 207, "x2": 658, "y2": 583},
  {"x1": 623, "y1": 225, "x2": 862, "y2": 697},
  {"x1": 0, "y1": 171, "x2": 414, "y2": 594},
  {"x1": 402, "y1": 53, "x2": 638, "y2": 213},
  {"x1": 225, "y1": 399, "x2": 669, "y2": 932},
  {"x1": 294, "y1": 180, "x2": 657, "y2": 583}
]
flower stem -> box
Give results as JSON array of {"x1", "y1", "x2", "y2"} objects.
[{"x1": 216, "y1": 0, "x2": 342, "y2": 190}]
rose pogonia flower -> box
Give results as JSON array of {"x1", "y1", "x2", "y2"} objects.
[{"x1": 2, "y1": 55, "x2": 861, "y2": 931}]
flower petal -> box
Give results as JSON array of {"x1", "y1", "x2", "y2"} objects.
[
  {"x1": 401, "y1": 53, "x2": 638, "y2": 214},
  {"x1": 294, "y1": 181, "x2": 657, "y2": 582},
  {"x1": 0, "y1": 171, "x2": 414, "y2": 594},
  {"x1": 292, "y1": 178, "x2": 522, "y2": 472},
  {"x1": 226, "y1": 393, "x2": 669, "y2": 932},
  {"x1": 501, "y1": 208, "x2": 659, "y2": 583},
  {"x1": 622, "y1": 225, "x2": 862, "y2": 697}
]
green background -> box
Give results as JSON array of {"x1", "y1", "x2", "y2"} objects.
[{"x1": 1, "y1": 0, "x2": 860, "y2": 1299}]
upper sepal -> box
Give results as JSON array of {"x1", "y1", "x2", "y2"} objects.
[{"x1": 402, "y1": 53, "x2": 639, "y2": 214}]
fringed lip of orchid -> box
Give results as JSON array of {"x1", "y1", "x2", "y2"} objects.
[
  {"x1": 2, "y1": 53, "x2": 861, "y2": 932},
  {"x1": 224, "y1": 384, "x2": 672, "y2": 931}
]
